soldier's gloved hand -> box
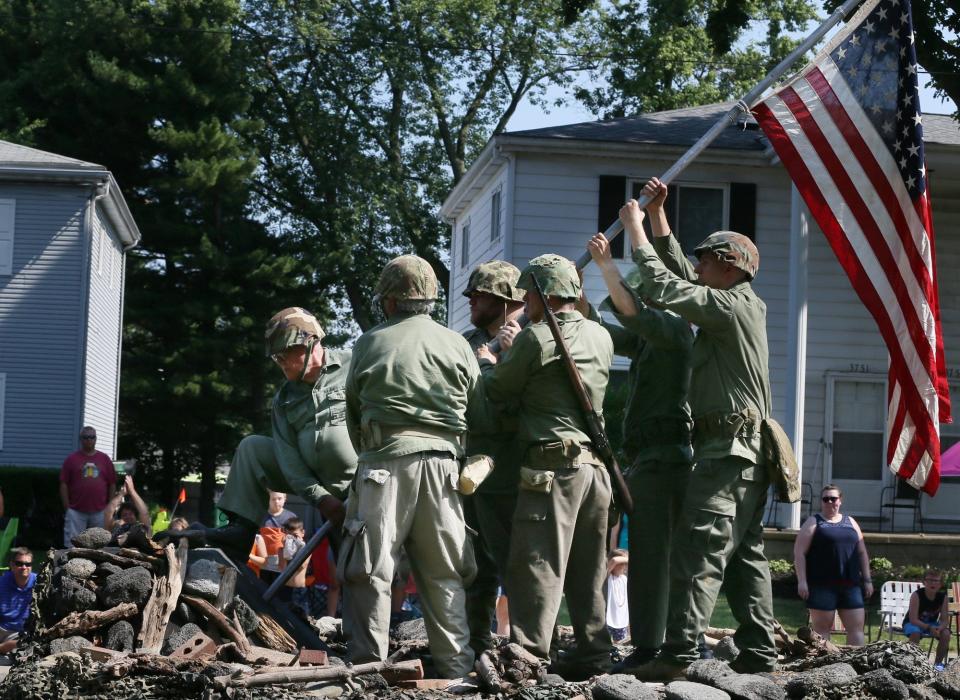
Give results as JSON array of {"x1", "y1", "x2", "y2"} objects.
[{"x1": 316, "y1": 495, "x2": 346, "y2": 526}]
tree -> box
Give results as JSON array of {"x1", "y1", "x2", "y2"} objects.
[
  {"x1": 577, "y1": 0, "x2": 819, "y2": 118},
  {"x1": 237, "y1": 0, "x2": 601, "y2": 329},
  {"x1": 0, "y1": 0, "x2": 308, "y2": 522}
]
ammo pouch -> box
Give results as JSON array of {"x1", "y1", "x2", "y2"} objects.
[
  {"x1": 693, "y1": 408, "x2": 760, "y2": 442},
  {"x1": 760, "y1": 418, "x2": 801, "y2": 503},
  {"x1": 519, "y1": 467, "x2": 555, "y2": 494}
]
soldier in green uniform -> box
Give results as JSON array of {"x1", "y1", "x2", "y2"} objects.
[
  {"x1": 622, "y1": 179, "x2": 777, "y2": 680},
  {"x1": 578, "y1": 231, "x2": 694, "y2": 669},
  {"x1": 164, "y1": 308, "x2": 356, "y2": 560},
  {"x1": 339, "y1": 255, "x2": 480, "y2": 679},
  {"x1": 461, "y1": 260, "x2": 526, "y2": 654},
  {"x1": 476, "y1": 254, "x2": 614, "y2": 680}
]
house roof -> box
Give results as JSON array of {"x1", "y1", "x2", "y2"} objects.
[
  {"x1": 507, "y1": 101, "x2": 960, "y2": 149},
  {"x1": 0, "y1": 139, "x2": 141, "y2": 248},
  {"x1": 441, "y1": 101, "x2": 960, "y2": 221}
]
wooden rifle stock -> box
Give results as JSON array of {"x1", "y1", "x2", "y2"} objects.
[{"x1": 529, "y1": 276, "x2": 633, "y2": 514}]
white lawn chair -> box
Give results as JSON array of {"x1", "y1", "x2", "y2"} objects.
[{"x1": 877, "y1": 581, "x2": 921, "y2": 639}]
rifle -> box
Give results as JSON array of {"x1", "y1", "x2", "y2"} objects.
[
  {"x1": 529, "y1": 275, "x2": 633, "y2": 514},
  {"x1": 263, "y1": 515, "x2": 337, "y2": 602}
]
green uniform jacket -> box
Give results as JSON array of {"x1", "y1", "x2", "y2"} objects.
[
  {"x1": 479, "y1": 311, "x2": 613, "y2": 450},
  {"x1": 347, "y1": 312, "x2": 484, "y2": 463},
  {"x1": 633, "y1": 234, "x2": 771, "y2": 464},
  {"x1": 591, "y1": 290, "x2": 694, "y2": 466},
  {"x1": 463, "y1": 327, "x2": 523, "y2": 494},
  {"x1": 271, "y1": 348, "x2": 357, "y2": 503}
]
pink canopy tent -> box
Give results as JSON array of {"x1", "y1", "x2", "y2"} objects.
[{"x1": 939, "y1": 442, "x2": 960, "y2": 477}]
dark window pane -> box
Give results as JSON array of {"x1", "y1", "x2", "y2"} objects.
[
  {"x1": 461, "y1": 223, "x2": 470, "y2": 268},
  {"x1": 677, "y1": 187, "x2": 724, "y2": 255},
  {"x1": 832, "y1": 432, "x2": 884, "y2": 480},
  {"x1": 490, "y1": 191, "x2": 501, "y2": 241}
]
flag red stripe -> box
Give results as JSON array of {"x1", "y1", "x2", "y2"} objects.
[
  {"x1": 917, "y1": 184, "x2": 952, "y2": 421},
  {"x1": 776, "y1": 85, "x2": 940, "y2": 439},
  {"x1": 752, "y1": 100, "x2": 939, "y2": 487},
  {"x1": 807, "y1": 68, "x2": 935, "y2": 301}
]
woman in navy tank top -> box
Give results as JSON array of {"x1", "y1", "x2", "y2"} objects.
[{"x1": 793, "y1": 484, "x2": 873, "y2": 646}]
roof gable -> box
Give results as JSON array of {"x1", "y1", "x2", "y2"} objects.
[{"x1": 0, "y1": 140, "x2": 103, "y2": 169}]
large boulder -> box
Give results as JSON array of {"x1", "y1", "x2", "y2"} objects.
[
  {"x1": 106, "y1": 620, "x2": 135, "y2": 653},
  {"x1": 56, "y1": 576, "x2": 97, "y2": 615},
  {"x1": 686, "y1": 659, "x2": 737, "y2": 686},
  {"x1": 62, "y1": 558, "x2": 96, "y2": 580},
  {"x1": 592, "y1": 674, "x2": 658, "y2": 700},
  {"x1": 227, "y1": 597, "x2": 259, "y2": 635},
  {"x1": 714, "y1": 637, "x2": 740, "y2": 663},
  {"x1": 50, "y1": 636, "x2": 92, "y2": 654},
  {"x1": 861, "y1": 669, "x2": 910, "y2": 700},
  {"x1": 714, "y1": 673, "x2": 785, "y2": 700},
  {"x1": 182, "y1": 559, "x2": 221, "y2": 600},
  {"x1": 932, "y1": 657, "x2": 960, "y2": 699},
  {"x1": 71, "y1": 528, "x2": 112, "y2": 549},
  {"x1": 100, "y1": 566, "x2": 153, "y2": 607},
  {"x1": 666, "y1": 680, "x2": 732, "y2": 700},
  {"x1": 784, "y1": 662, "x2": 858, "y2": 697}
]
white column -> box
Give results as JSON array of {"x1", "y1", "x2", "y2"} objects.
[{"x1": 786, "y1": 185, "x2": 809, "y2": 530}]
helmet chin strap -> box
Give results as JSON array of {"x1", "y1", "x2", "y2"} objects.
[{"x1": 298, "y1": 337, "x2": 319, "y2": 382}]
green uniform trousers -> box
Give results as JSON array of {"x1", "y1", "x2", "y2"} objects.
[
  {"x1": 338, "y1": 452, "x2": 477, "y2": 678},
  {"x1": 506, "y1": 463, "x2": 611, "y2": 663},
  {"x1": 660, "y1": 456, "x2": 777, "y2": 670},
  {"x1": 217, "y1": 435, "x2": 302, "y2": 525},
  {"x1": 464, "y1": 490, "x2": 517, "y2": 654},
  {"x1": 626, "y1": 459, "x2": 691, "y2": 653}
]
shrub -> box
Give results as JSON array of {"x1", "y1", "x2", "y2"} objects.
[
  {"x1": 769, "y1": 559, "x2": 795, "y2": 575},
  {"x1": 870, "y1": 557, "x2": 894, "y2": 572},
  {"x1": 0, "y1": 465, "x2": 64, "y2": 549}
]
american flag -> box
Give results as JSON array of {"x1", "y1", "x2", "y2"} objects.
[{"x1": 751, "y1": 0, "x2": 951, "y2": 495}]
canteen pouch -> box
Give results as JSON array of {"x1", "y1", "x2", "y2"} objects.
[
  {"x1": 459, "y1": 454, "x2": 495, "y2": 495},
  {"x1": 519, "y1": 467, "x2": 555, "y2": 494},
  {"x1": 761, "y1": 418, "x2": 801, "y2": 503}
]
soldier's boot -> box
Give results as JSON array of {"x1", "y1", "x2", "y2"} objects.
[
  {"x1": 549, "y1": 649, "x2": 612, "y2": 682},
  {"x1": 610, "y1": 647, "x2": 657, "y2": 674},
  {"x1": 628, "y1": 657, "x2": 688, "y2": 682},
  {"x1": 158, "y1": 514, "x2": 257, "y2": 564}
]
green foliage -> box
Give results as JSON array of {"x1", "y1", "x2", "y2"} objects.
[
  {"x1": 577, "y1": 0, "x2": 819, "y2": 118},
  {"x1": 870, "y1": 556, "x2": 894, "y2": 572},
  {"x1": 0, "y1": 467, "x2": 63, "y2": 549},
  {"x1": 768, "y1": 558, "x2": 795, "y2": 575}
]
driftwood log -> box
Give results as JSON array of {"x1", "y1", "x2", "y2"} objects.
[
  {"x1": 41, "y1": 603, "x2": 138, "y2": 640},
  {"x1": 255, "y1": 613, "x2": 298, "y2": 653},
  {"x1": 182, "y1": 594, "x2": 251, "y2": 654},
  {"x1": 476, "y1": 652, "x2": 506, "y2": 692},
  {"x1": 137, "y1": 540, "x2": 188, "y2": 653},
  {"x1": 219, "y1": 658, "x2": 424, "y2": 689},
  {"x1": 117, "y1": 548, "x2": 164, "y2": 565},
  {"x1": 65, "y1": 548, "x2": 156, "y2": 572},
  {"x1": 215, "y1": 567, "x2": 238, "y2": 611}
]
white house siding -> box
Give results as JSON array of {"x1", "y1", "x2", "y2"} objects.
[
  {"x1": 449, "y1": 165, "x2": 509, "y2": 334},
  {"x1": 0, "y1": 184, "x2": 87, "y2": 467},
  {"x1": 82, "y1": 206, "x2": 125, "y2": 459},
  {"x1": 506, "y1": 153, "x2": 792, "y2": 398}
]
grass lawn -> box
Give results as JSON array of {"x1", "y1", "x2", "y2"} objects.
[{"x1": 560, "y1": 593, "x2": 960, "y2": 658}]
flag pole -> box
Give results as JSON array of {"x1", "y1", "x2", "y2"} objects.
[{"x1": 574, "y1": 0, "x2": 865, "y2": 269}]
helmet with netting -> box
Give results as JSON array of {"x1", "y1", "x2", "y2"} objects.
[
  {"x1": 517, "y1": 254, "x2": 581, "y2": 299},
  {"x1": 375, "y1": 255, "x2": 439, "y2": 301},
  {"x1": 692, "y1": 231, "x2": 760, "y2": 280},
  {"x1": 264, "y1": 307, "x2": 325, "y2": 358},
  {"x1": 462, "y1": 260, "x2": 524, "y2": 302}
]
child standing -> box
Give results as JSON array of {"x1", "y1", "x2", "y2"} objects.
[
  {"x1": 281, "y1": 517, "x2": 309, "y2": 613},
  {"x1": 606, "y1": 548, "x2": 630, "y2": 642}
]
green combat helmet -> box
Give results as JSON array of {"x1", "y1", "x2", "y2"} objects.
[
  {"x1": 693, "y1": 231, "x2": 760, "y2": 280},
  {"x1": 517, "y1": 253, "x2": 581, "y2": 299},
  {"x1": 462, "y1": 260, "x2": 525, "y2": 302},
  {"x1": 264, "y1": 307, "x2": 325, "y2": 358},
  {"x1": 375, "y1": 254, "x2": 438, "y2": 300}
]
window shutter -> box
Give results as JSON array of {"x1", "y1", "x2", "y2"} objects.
[
  {"x1": 598, "y1": 176, "x2": 627, "y2": 258},
  {"x1": 0, "y1": 199, "x2": 15, "y2": 276},
  {"x1": 729, "y1": 183, "x2": 757, "y2": 239}
]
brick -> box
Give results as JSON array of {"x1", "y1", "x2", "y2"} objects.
[
  {"x1": 297, "y1": 649, "x2": 328, "y2": 666},
  {"x1": 395, "y1": 679, "x2": 458, "y2": 690},
  {"x1": 81, "y1": 646, "x2": 124, "y2": 662},
  {"x1": 168, "y1": 631, "x2": 217, "y2": 659}
]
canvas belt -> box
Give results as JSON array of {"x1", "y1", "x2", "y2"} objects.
[
  {"x1": 360, "y1": 419, "x2": 464, "y2": 451},
  {"x1": 693, "y1": 408, "x2": 761, "y2": 441},
  {"x1": 525, "y1": 439, "x2": 602, "y2": 468}
]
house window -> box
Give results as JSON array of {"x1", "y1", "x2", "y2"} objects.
[
  {"x1": 629, "y1": 181, "x2": 728, "y2": 257},
  {"x1": 490, "y1": 190, "x2": 502, "y2": 242},
  {"x1": 461, "y1": 220, "x2": 471, "y2": 268},
  {"x1": 0, "y1": 199, "x2": 15, "y2": 276},
  {"x1": 827, "y1": 375, "x2": 886, "y2": 481}
]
